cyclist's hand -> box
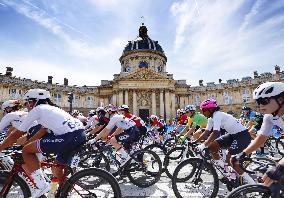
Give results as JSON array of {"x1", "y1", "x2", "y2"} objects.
[
  {"x1": 88, "y1": 138, "x2": 96, "y2": 145},
  {"x1": 263, "y1": 164, "x2": 284, "y2": 186},
  {"x1": 231, "y1": 151, "x2": 247, "y2": 163}
]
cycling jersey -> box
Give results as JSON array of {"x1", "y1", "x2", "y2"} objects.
[
  {"x1": 151, "y1": 119, "x2": 165, "y2": 129},
  {"x1": 206, "y1": 111, "x2": 246, "y2": 134},
  {"x1": 106, "y1": 114, "x2": 136, "y2": 130},
  {"x1": 186, "y1": 112, "x2": 207, "y2": 128},
  {"x1": 259, "y1": 114, "x2": 284, "y2": 136},
  {"x1": 0, "y1": 111, "x2": 28, "y2": 132},
  {"x1": 97, "y1": 115, "x2": 109, "y2": 126},
  {"x1": 18, "y1": 104, "x2": 84, "y2": 135},
  {"x1": 124, "y1": 112, "x2": 142, "y2": 127},
  {"x1": 86, "y1": 115, "x2": 98, "y2": 129},
  {"x1": 178, "y1": 114, "x2": 188, "y2": 125}
]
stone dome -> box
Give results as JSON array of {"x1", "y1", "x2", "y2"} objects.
[{"x1": 122, "y1": 24, "x2": 164, "y2": 54}]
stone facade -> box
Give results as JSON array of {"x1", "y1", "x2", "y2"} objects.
[{"x1": 1, "y1": 25, "x2": 284, "y2": 120}]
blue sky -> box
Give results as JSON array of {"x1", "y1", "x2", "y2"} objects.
[{"x1": 0, "y1": 0, "x2": 284, "y2": 86}]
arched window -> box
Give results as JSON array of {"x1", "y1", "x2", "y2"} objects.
[
  {"x1": 53, "y1": 93, "x2": 62, "y2": 106},
  {"x1": 86, "y1": 96, "x2": 94, "y2": 108}
]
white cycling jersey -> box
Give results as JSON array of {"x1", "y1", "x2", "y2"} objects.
[
  {"x1": 0, "y1": 111, "x2": 28, "y2": 132},
  {"x1": 205, "y1": 111, "x2": 246, "y2": 134},
  {"x1": 18, "y1": 104, "x2": 84, "y2": 135},
  {"x1": 86, "y1": 115, "x2": 98, "y2": 129},
  {"x1": 259, "y1": 114, "x2": 284, "y2": 136},
  {"x1": 106, "y1": 114, "x2": 136, "y2": 130}
]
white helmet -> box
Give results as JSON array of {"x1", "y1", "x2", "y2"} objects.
[
  {"x1": 185, "y1": 105, "x2": 196, "y2": 112},
  {"x1": 23, "y1": 89, "x2": 51, "y2": 100},
  {"x1": 150, "y1": 115, "x2": 158, "y2": 120},
  {"x1": 176, "y1": 109, "x2": 181, "y2": 114},
  {"x1": 118, "y1": 104, "x2": 129, "y2": 111},
  {"x1": 96, "y1": 106, "x2": 106, "y2": 113},
  {"x1": 253, "y1": 82, "x2": 284, "y2": 99},
  {"x1": 72, "y1": 110, "x2": 80, "y2": 116},
  {"x1": 2, "y1": 100, "x2": 21, "y2": 110},
  {"x1": 89, "y1": 110, "x2": 96, "y2": 115},
  {"x1": 180, "y1": 109, "x2": 186, "y2": 114}
]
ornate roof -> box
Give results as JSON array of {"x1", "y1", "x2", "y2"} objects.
[
  {"x1": 114, "y1": 68, "x2": 173, "y2": 81},
  {"x1": 122, "y1": 24, "x2": 164, "y2": 54}
]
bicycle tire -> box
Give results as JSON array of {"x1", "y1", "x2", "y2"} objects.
[
  {"x1": 126, "y1": 149, "x2": 162, "y2": 188},
  {"x1": 226, "y1": 184, "x2": 271, "y2": 198},
  {"x1": 164, "y1": 146, "x2": 184, "y2": 179},
  {"x1": 172, "y1": 158, "x2": 219, "y2": 198},
  {"x1": 78, "y1": 149, "x2": 111, "y2": 171},
  {"x1": 276, "y1": 140, "x2": 284, "y2": 157},
  {"x1": 60, "y1": 168, "x2": 121, "y2": 198},
  {"x1": 0, "y1": 170, "x2": 31, "y2": 198}
]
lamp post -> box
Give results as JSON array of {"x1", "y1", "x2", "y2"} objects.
[{"x1": 67, "y1": 92, "x2": 74, "y2": 114}]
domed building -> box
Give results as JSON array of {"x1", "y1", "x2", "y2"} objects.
[{"x1": 1, "y1": 24, "x2": 284, "y2": 120}]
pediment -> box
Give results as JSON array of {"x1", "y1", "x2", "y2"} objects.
[{"x1": 115, "y1": 68, "x2": 173, "y2": 81}]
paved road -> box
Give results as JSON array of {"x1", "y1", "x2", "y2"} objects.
[{"x1": 118, "y1": 147, "x2": 230, "y2": 198}]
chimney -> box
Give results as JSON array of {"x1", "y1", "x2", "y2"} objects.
[
  {"x1": 5, "y1": 67, "x2": 13, "y2": 76},
  {"x1": 48, "y1": 76, "x2": 53, "y2": 84},
  {"x1": 219, "y1": 79, "x2": 222, "y2": 83},
  {"x1": 199, "y1": 80, "x2": 203, "y2": 86},
  {"x1": 253, "y1": 71, "x2": 258, "y2": 78},
  {"x1": 275, "y1": 65, "x2": 281, "y2": 75},
  {"x1": 64, "y1": 78, "x2": 68, "y2": 86}
]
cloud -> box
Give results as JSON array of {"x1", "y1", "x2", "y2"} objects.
[{"x1": 168, "y1": 0, "x2": 284, "y2": 85}]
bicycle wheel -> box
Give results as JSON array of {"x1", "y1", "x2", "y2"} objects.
[
  {"x1": 144, "y1": 144, "x2": 166, "y2": 164},
  {"x1": 0, "y1": 171, "x2": 31, "y2": 198},
  {"x1": 172, "y1": 158, "x2": 219, "y2": 198},
  {"x1": 227, "y1": 184, "x2": 271, "y2": 197},
  {"x1": 60, "y1": 168, "x2": 121, "y2": 198},
  {"x1": 164, "y1": 147, "x2": 184, "y2": 179},
  {"x1": 276, "y1": 140, "x2": 284, "y2": 157},
  {"x1": 78, "y1": 149, "x2": 110, "y2": 171},
  {"x1": 126, "y1": 149, "x2": 162, "y2": 188}
]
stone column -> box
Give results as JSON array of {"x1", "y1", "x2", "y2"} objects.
[
  {"x1": 118, "y1": 90, "x2": 123, "y2": 105},
  {"x1": 165, "y1": 90, "x2": 170, "y2": 120},
  {"x1": 160, "y1": 90, "x2": 164, "y2": 117},
  {"x1": 125, "y1": 90, "x2": 129, "y2": 105},
  {"x1": 151, "y1": 91, "x2": 156, "y2": 115},
  {"x1": 185, "y1": 97, "x2": 189, "y2": 106},
  {"x1": 112, "y1": 93, "x2": 117, "y2": 106},
  {"x1": 133, "y1": 90, "x2": 137, "y2": 115},
  {"x1": 180, "y1": 97, "x2": 185, "y2": 109},
  {"x1": 171, "y1": 93, "x2": 176, "y2": 119}
]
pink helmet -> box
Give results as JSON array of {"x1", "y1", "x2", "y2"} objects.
[{"x1": 200, "y1": 99, "x2": 218, "y2": 110}]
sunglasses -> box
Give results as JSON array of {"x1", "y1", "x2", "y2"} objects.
[{"x1": 256, "y1": 98, "x2": 271, "y2": 105}]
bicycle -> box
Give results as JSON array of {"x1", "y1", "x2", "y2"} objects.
[
  {"x1": 226, "y1": 156, "x2": 283, "y2": 198},
  {"x1": 0, "y1": 145, "x2": 122, "y2": 197}
]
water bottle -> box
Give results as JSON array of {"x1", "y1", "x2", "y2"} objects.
[{"x1": 47, "y1": 177, "x2": 59, "y2": 198}]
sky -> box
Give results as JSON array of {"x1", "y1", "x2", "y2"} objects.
[{"x1": 0, "y1": 0, "x2": 284, "y2": 87}]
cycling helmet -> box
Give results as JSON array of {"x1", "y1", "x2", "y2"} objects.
[
  {"x1": 1, "y1": 100, "x2": 21, "y2": 110},
  {"x1": 200, "y1": 99, "x2": 219, "y2": 110},
  {"x1": 105, "y1": 105, "x2": 117, "y2": 113},
  {"x1": 253, "y1": 82, "x2": 284, "y2": 100},
  {"x1": 180, "y1": 109, "x2": 186, "y2": 114},
  {"x1": 88, "y1": 110, "x2": 96, "y2": 116},
  {"x1": 176, "y1": 109, "x2": 181, "y2": 114},
  {"x1": 72, "y1": 110, "x2": 80, "y2": 116},
  {"x1": 185, "y1": 105, "x2": 196, "y2": 112},
  {"x1": 23, "y1": 89, "x2": 51, "y2": 101},
  {"x1": 118, "y1": 104, "x2": 129, "y2": 111},
  {"x1": 150, "y1": 115, "x2": 158, "y2": 120},
  {"x1": 242, "y1": 106, "x2": 251, "y2": 111},
  {"x1": 96, "y1": 106, "x2": 106, "y2": 113}
]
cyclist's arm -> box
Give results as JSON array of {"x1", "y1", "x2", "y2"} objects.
[
  {"x1": 111, "y1": 127, "x2": 124, "y2": 137},
  {"x1": 25, "y1": 127, "x2": 48, "y2": 145},
  {"x1": 89, "y1": 125, "x2": 104, "y2": 135},
  {"x1": 0, "y1": 129, "x2": 24, "y2": 151},
  {"x1": 204, "y1": 130, "x2": 220, "y2": 147},
  {"x1": 243, "y1": 134, "x2": 268, "y2": 155},
  {"x1": 179, "y1": 125, "x2": 190, "y2": 136},
  {"x1": 195, "y1": 130, "x2": 210, "y2": 142}
]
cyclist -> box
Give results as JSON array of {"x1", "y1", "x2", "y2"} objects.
[
  {"x1": 117, "y1": 104, "x2": 147, "y2": 137},
  {"x1": 72, "y1": 110, "x2": 87, "y2": 126},
  {"x1": 91, "y1": 105, "x2": 139, "y2": 166},
  {"x1": 0, "y1": 89, "x2": 86, "y2": 197},
  {"x1": 240, "y1": 106, "x2": 256, "y2": 127},
  {"x1": 0, "y1": 100, "x2": 25, "y2": 136},
  {"x1": 85, "y1": 110, "x2": 98, "y2": 131},
  {"x1": 88, "y1": 107, "x2": 109, "y2": 136},
  {"x1": 196, "y1": 99, "x2": 254, "y2": 184},
  {"x1": 149, "y1": 115, "x2": 166, "y2": 140},
  {"x1": 232, "y1": 82, "x2": 284, "y2": 187},
  {"x1": 178, "y1": 105, "x2": 207, "y2": 141},
  {"x1": 172, "y1": 108, "x2": 187, "y2": 135}
]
